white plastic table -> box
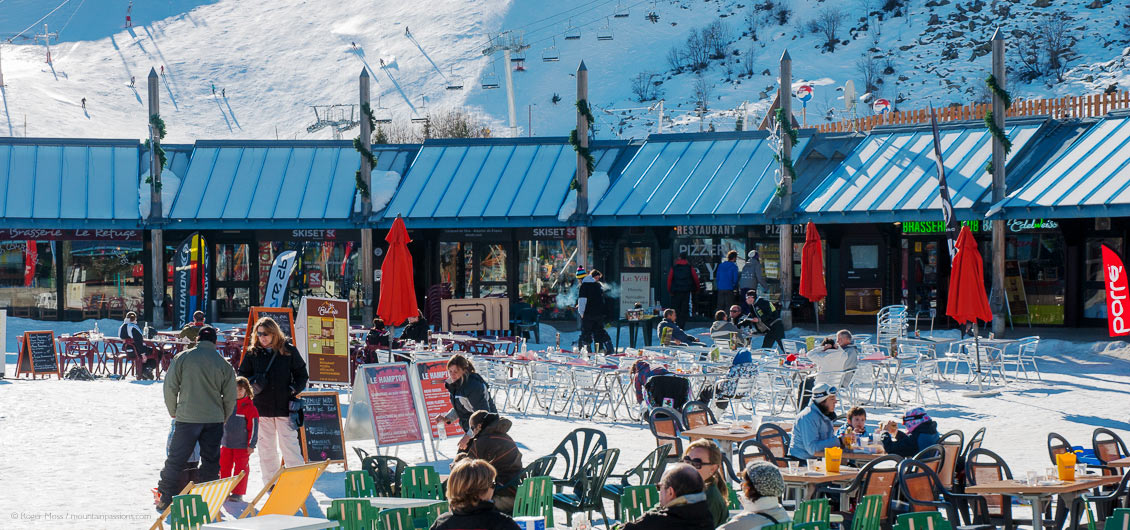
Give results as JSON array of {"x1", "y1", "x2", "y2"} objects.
[
  {"x1": 200, "y1": 514, "x2": 339, "y2": 529},
  {"x1": 317, "y1": 497, "x2": 444, "y2": 510}
]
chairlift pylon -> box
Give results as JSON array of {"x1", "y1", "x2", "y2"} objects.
[
  {"x1": 564, "y1": 19, "x2": 581, "y2": 40},
  {"x1": 446, "y1": 66, "x2": 464, "y2": 90},
  {"x1": 542, "y1": 38, "x2": 560, "y2": 62},
  {"x1": 614, "y1": 0, "x2": 630, "y2": 17},
  {"x1": 597, "y1": 18, "x2": 614, "y2": 41}
]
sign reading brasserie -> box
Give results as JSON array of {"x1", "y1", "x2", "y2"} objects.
[
  {"x1": 902, "y1": 219, "x2": 1058, "y2": 235},
  {"x1": 0, "y1": 229, "x2": 142, "y2": 241}
]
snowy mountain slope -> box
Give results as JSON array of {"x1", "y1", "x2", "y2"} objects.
[{"x1": 0, "y1": 0, "x2": 1127, "y2": 142}]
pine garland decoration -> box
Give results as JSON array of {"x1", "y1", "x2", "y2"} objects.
[
  {"x1": 352, "y1": 136, "x2": 376, "y2": 199},
  {"x1": 360, "y1": 102, "x2": 377, "y2": 131},
  {"x1": 983, "y1": 75, "x2": 1014, "y2": 175},
  {"x1": 569, "y1": 98, "x2": 596, "y2": 190},
  {"x1": 145, "y1": 113, "x2": 168, "y2": 191},
  {"x1": 773, "y1": 108, "x2": 797, "y2": 197}
]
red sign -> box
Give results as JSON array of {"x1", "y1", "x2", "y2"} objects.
[
  {"x1": 132, "y1": 263, "x2": 145, "y2": 278},
  {"x1": 24, "y1": 241, "x2": 37, "y2": 287},
  {"x1": 1102, "y1": 244, "x2": 1130, "y2": 337},
  {"x1": 363, "y1": 364, "x2": 423, "y2": 446},
  {"x1": 308, "y1": 270, "x2": 323, "y2": 289},
  {"x1": 873, "y1": 98, "x2": 891, "y2": 113},
  {"x1": 416, "y1": 361, "x2": 465, "y2": 439}
]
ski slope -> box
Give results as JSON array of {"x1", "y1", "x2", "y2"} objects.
[{"x1": 0, "y1": 0, "x2": 1127, "y2": 142}]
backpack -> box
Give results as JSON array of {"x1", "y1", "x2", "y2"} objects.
[{"x1": 671, "y1": 263, "x2": 694, "y2": 292}]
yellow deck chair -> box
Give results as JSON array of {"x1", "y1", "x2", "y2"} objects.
[
  {"x1": 239, "y1": 461, "x2": 329, "y2": 519},
  {"x1": 150, "y1": 472, "x2": 246, "y2": 530}
]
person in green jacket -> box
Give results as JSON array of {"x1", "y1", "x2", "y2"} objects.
[
  {"x1": 684, "y1": 439, "x2": 731, "y2": 527},
  {"x1": 155, "y1": 326, "x2": 237, "y2": 511}
]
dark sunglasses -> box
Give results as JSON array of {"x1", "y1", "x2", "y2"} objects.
[
  {"x1": 682, "y1": 456, "x2": 714, "y2": 469},
  {"x1": 729, "y1": 309, "x2": 741, "y2": 313},
  {"x1": 256, "y1": 331, "x2": 271, "y2": 337}
]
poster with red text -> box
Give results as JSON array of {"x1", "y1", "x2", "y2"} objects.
[
  {"x1": 416, "y1": 360, "x2": 465, "y2": 439},
  {"x1": 1102, "y1": 244, "x2": 1130, "y2": 337},
  {"x1": 363, "y1": 364, "x2": 424, "y2": 446}
]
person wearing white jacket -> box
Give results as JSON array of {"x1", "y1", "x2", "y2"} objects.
[{"x1": 807, "y1": 329, "x2": 859, "y2": 386}]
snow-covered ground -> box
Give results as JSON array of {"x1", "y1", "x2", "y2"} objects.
[
  {"x1": 2, "y1": 0, "x2": 1129, "y2": 141},
  {"x1": 2, "y1": 315, "x2": 1129, "y2": 529}
]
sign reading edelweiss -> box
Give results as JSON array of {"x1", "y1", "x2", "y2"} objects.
[{"x1": 1102, "y1": 244, "x2": 1129, "y2": 337}]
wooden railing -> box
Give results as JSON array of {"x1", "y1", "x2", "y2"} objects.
[{"x1": 814, "y1": 90, "x2": 1130, "y2": 133}]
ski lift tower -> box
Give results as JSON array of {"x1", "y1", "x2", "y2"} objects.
[
  {"x1": 306, "y1": 104, "x2": 360, "y2": 139},
  {"x1": 482, "y1": 31, "x2": 528, "y2": 137},
  {"x1": 35, "y1": 24, "x2": 57, "y2": 64}
]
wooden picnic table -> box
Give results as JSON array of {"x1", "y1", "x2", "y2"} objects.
[
  {"x1": 965, "y1": 474, "x2": 1123, "y2": 530},
  {"x1": 682, "y1": 422, "x2": 794, "y2": 460},
  {"x1": 782, "y1": 465, "x2": 860, "y2": 500}
]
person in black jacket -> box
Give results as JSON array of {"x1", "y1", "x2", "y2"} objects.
[
  {"x1": 118, "y1": 311, "x2": 156, "y2": 380},
  {"x1": 750, "y1": 295, "x2": 786, "y2": 353},
  {"x1": 432, "y1": 355, "x2": 496, "y2": 450},
  {"x1": 622, "y1": 464, "x2": 714, "y2": 530},
  {"x1": 236, "y1": 316, "x2": 308, "y2": 484},
  {"x1": 430, "y1": 459, "x2": 520, "y2": 530},
  {"x1": 880, "y1": 407, "x2": 942, "y2": 458},
  {"x1": 667, "y1": 253, "x2": 701, "y2": 330},
  {"x1": 577, "y1": 268, "x2": 613, "y2": 354},
  {"x1": 399, "y1": 310, "x2": 430, "y2": 344}
]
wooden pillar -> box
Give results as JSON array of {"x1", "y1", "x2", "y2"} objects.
[
  {"x1": 359, "y1": 69, "x2": 375, "y2": 324},
  {"x1": 778, "y1": 50, "x2": 794, "y2": 329},
  {"x1": 575, "y1": 61, "x2": 590, "y2": 270},
  {"x1": 147, "y1": 67, "x2": 165, "y2": 328},
  {"x1": 990, "y1": 30, "x2": 1007, "y2": 337}
]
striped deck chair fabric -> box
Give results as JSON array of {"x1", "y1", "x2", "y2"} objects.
[
  {"x1": 150, "y1": 472, "x2": 245, "y2": 530},
  {"x1": 239, "y1": 462, "x2": 329, "y2": 519}
]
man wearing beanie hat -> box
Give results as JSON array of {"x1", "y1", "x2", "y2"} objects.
[
  {"x1": 881, "y1": 407, "x2": 941, "y2": 458},
  {"x1": 788, "y1": 383, "x2": 842, "y2": 460},
  {"x1": 622, "y1": 464, "x2": 714, "y2": 530},
  {"x1": 720, "y1": 461, "x2": 791, "y2": 530},
  {"x1": 156, "y1": 326, "x2": 237, "y2": 510}
]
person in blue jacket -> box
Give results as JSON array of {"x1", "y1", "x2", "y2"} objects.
[
  {"x1": 788, "y1": 384, "x2": 842, "y2": 460},
  {"x1": 716, "y1": 250, "x2": 741, "y2": 313}
]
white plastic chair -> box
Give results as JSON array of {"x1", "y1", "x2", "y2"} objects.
[{"x1": 1001, "y1": 336, "x2": 1040, "y2": 381}]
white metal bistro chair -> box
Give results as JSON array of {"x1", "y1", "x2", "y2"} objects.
[{"x1": 1001, "y1": 336, "x2": 1040, "y2": 381}]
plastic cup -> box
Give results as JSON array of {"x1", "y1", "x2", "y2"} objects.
[
  {"x1": 1076, "y1": 464, "x2": 1087, "y2": 477},
  {"x1": 807, "y1": 458, "x2": 819, "y2": 472},
  {"x1": 1046, "y1": 466, "x2": 1058, "y2": 481},
  {"x1": 788, "y1": 461, "x2": 800, "y2": 475}
]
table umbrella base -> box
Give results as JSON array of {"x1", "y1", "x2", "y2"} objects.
[{"x1": 962, "y1": 372, "x2": 1000, "y2": 398}]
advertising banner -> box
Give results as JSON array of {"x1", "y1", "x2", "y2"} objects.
[
  {"x1": 1102, "y1": 244, "x2": 1130, "y2": 337},
  {"x1": 361, "y1": 364, "x2": 424, "y2": 446},
  {"x1": 263, "y1": 250, "x2": 298, "y2": 307},
  {"x1": 415, "y1": 360, "x2": 464, "y2": 439},
  {"x1": 297, "y1": 297, "x2": 351, "y2": 385}
]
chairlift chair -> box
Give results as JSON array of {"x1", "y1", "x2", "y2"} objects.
[
  {"x1": 481, "y1": 70, "x2": 500, "y2": 90},
  {"x1": 597, "y1": 18, "x2": 614, "y2": 41},
  {"x1": 614, "y1": 0, "x2": 630, "y2": 17},
  {"x1": 446, "y1": 67, "x2": 463, "y2": 91},
  {"x1": 564, "y1": 20, "x2": 581, "y2": 40},
  {"x1": 542, "y1": 39, "x2": 560, "y2": 62}
]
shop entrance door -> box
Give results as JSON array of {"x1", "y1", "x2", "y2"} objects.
[
  {"x1": 903, "y1": 238, "x2": 943, "y2": 322},
  {"x1": 440, "y1": 241, "x2": 511, "y2": 299},
  {"x1": 842, "y1": 238, "x2": 886, "y2": 319},
  {"x1": 214, "y1": 241, "x2": 254, "y2": 319}
]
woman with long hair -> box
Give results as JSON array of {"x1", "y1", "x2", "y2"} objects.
[
  {"x1": 684, "y1": 439, "x2": 730, "y2": 527},
  {"x1": 432, "y1": 355, "x2": 496, "y2": 450},
  {"x1": 237, "y1": 316, "x2": 308, "y2": 483},
  {"x1": 431, "y1": 459, "x2": 520, "y2": 530}
]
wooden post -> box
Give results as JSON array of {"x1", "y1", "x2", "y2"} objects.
[
  {"x1": 359, "y1": 69, "x2": 375, "y2": 325},
  {"x1": 990, "y1": 29, "x2": 1007, "y2": 337},
  {"x1": 778, "y1": 50, "x2": 794, "y2": 329},
  {"x1": 147, "y1": 68, "x2": 165, "y2": 328},
  {"x1": 575, "y1": 61, "x2": 590, "y2": 270}
]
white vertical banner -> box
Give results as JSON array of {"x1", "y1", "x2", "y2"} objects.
[
  {"x1": 263, "y1": 250, "x2": 298, "y2": 307},
  {"x1": 1, "y1": 309, "x2": 6, "y2": 377}
]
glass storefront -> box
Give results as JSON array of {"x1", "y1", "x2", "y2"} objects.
[
  {"x1": 673, "y1": 226, "x2": 745, "y2": 318},
  {"x1": 1004, "y1": 227, "x2": 1065, "y2": 325},
  {"x1": 0, "y1": 240, "x2": 58, "y2": 318},
  {"x1": 63, "y1": 240, "x2": 145, "y2": 316},
  {"x1": 1084, "y1": 237, "x2": 1121, "y2": 319},
  {"x1": 438, "y1": 241, "x2": 509, "y2": 299},
  {"x1": 215, "y1": 243, "x2": 252, "y2": 318},
  {"x1": 518, "y1": 238, "x2": 579, "y2": 319},
  {"x1": 259, "y1": 238, "x2": 362, "y2": 320}
]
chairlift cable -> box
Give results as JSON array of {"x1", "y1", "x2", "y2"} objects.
[
  {"x1": 9, "y1": 0, "x2": 73, "y2": 43},
  {"x1": 509, "y1": 0, "x2": 613, "y2": 33},
  {"x1": 522, "y1": 0, "x2": 649, "y2": 49},
  {"x1": 57, "y1": 0, "x2": 88, "y2": 37}
]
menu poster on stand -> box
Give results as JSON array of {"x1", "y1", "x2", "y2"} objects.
[
  {"x1": 297, "y1": 391, "x2": 347, "y2": 468},
  {"x1": 296, "y1": 297, "x2": 350, "y2": 385},
  {"x1": 18, "y1": 331, "x2": 60, "y2": 379},
  {"x1": 241, "y1": 307, "x2": 297, "y2": 364},
  {"x1": 415, "y1": 360, "x2": 464, "y2": 439},
  {"x1": 362, "y1": 363, "x2": 424, "y2": 447}
]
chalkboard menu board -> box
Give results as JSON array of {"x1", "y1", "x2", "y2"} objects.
[
  {"x1": 242, "y1": 307, "x2": 297, "y2": 364},
  {"x1": 18, "y1": 331, "x2": 60, "y2": 378},
  {"x1": 297, "y1": 391, "x2": 347, "y2": 467}
]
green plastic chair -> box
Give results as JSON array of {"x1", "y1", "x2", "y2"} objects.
[
  {"x1": 513, "y1": 476, "x2": 555, "y2": 527},
  {"x1": 1087, "y1": 507, "x2": 1130, "y2": 530},
  {"x1": 619, "y1": 485, "x2": 659, "y2": 523},
  {"x1": 345, "y1": 470, "x2": 377, "y2": 498},
  {"x1": 894, "y1": 512, "x2": 953, "y2": 530},
  {"x1": 795, "y1": 523, "x2": 830, "y2": 530},
  {"x1": 726, "y1": 486, "x2": 742, "y2": 510},
  {"x1": 552, "y1": 448, "x2": 620, "y2": 527},
  {"x1": 796, "y1": 498, "x2": 831, "y2": 524},
  {"x1": 355, "y1": 447, "x2": 408, "y2": 497},
  {"x1": 411, "y1": 501, "x2": 448, "y2": 530},
  {"x1": 169, "y1": 494, "x2": 210, "y2": 530},
  {"x1": 400, "y1": 466, "x2": 444, "y2": 500},
  {"x1": 763, "y1": 522, "x2": 792, "y2": 530},
  {"x1": 602, "y1": 444, "x2": 672, "y2": 515},
  {"x1": 379, "y1": 508, "x2": 413, "y2": 530},
  {"x1": 327, "y1": 498, "x2": 380, "y2": 530},
  {"x1": 852, "y1": 494, "x2": 886, "y2": 530}
]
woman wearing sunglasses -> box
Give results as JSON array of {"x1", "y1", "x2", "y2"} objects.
[
  {"x1": 237, "y1": 316, "x2": 309, "y2": 483},
  {"x1": 684, "y1": 440, "x2": 731, "y2": 527}
]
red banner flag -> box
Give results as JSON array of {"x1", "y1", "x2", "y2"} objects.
[
  {"x1": 1102, "y1": 244, "x2": 1130, "y2": 337},
  {"x1": 24, "y1": 241, "x2": 37, "y2": 287}
]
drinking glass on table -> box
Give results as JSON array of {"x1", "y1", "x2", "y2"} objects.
[
  {"x1": 1046, "y1": 466, "x2": 1058, "y2": 481},
  {"x1": 807, "y1": 458, "x2": 819, "y2": 471},
  {"x1": 1026, "y1": 470, "x2": 1038, "y2": 485},
  {"x1": 1075, "y1": 463, "x2": 1087, "y2": 478},
  {"x1": 788, "y1": 461, "x2": 800, "y2": 475}
]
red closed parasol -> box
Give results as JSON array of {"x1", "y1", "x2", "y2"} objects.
[
  {"x1": 946, "y1": 225, "x2": 995, "y2": 396},
  {"x1": 799, "y1": 222, "x2": 827, "y2": 330},
  {"x1": 377, "y1": 216, "x2": 419, "y2": 326}
]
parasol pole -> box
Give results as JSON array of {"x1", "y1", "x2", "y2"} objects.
[
  {"x1": 963, "y1": 320, "x2": 1000, "y2": 397},
  {"x1": 814, "y1": 301, "x2": 819, "y2": 332}
]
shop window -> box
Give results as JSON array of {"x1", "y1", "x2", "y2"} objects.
[
  {"x1": 0, "y1": 241, "x2": 58, "y2": 317},
  {"x1": 622, "y1": 246, "x2": 651, "y2": 268},
  {"x1": 439, "y1": 242, "x2": 471, "y2": 297},
  {"x1": 216, "y1": 287, "x2": 251, "y2": 316},
  {"x1": 63, "y1": 240, "x2": 144, "y2": 317},
  {"x1": 259, "y1": 240, "x2": 362, "y2": 319},
  {"x1": 1005, "y1": 234, "x2": 1065, "y2": 325},
  {"x1": 850, "y1": 245, "x2": 879, "y2": 269},
  {"x1": 1084, "y1": 238, "x2": 1122, "y2": 319},
  {"x1": 215, "y1": 244, "x2": 250, "y2": 282},
  {"x1": 519, "y1": 240, "x2": 580, "y2": 319}
]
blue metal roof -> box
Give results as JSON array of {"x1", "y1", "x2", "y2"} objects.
[
  {"x1": 380, "y1": 137, "x2": 630, "y2": 228},
  {"x1": 0, "y1": 138, "x2": 142, "y2": 228},
  {"x1": 988, "y1": 114, "x2": 1130, "y2": 219},
  {"x1": 590, "y1": 131, "x2": 810, "y2": 226},
  {"x1": 168, "y1": 140, "x2": 418, "y2": 228},
  {"x1": 798, "y1": 119, "x2": 1045, "y2": 223}
]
